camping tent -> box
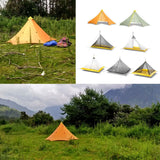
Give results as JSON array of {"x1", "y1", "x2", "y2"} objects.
[
  {"x1": 91, "y1": 33, "x2": 114, "y2": 50},
  {"x1": 81, "y1": 56, "x2": 104, "y2": 73},
  {"x1": 88, "y1": 10, "x2": 115, "y2": 25},
  {"x1": 124, "y1": 33, "x2": 147, "y2": 52},
  {"x1": 133, "y1": 61, "x2": 156, "y2": 77},
  {"x1": 8, "y1": 17, "x2": 55, "y2": 45},
  {"x1": 46, "y1": 122, "x2": 78, "y2": 141},
  {"x1": 120, "y1": 10, "x2": 149, "y2": 26},
  {"x1": 107, "y1": 58, "x2": 130, "y2": 74}
]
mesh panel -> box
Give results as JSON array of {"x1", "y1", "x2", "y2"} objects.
[
  {"x1": 92, "y1": 34, "x2": 113, "y2": 48},
  {"x1": 84, "y1": 57, "x2": 103, "y2": 70},
  {"x1": 134, "y1": 61, "x2": 155, "y2": 75},
  {"x1": 125, "y1": 35, "x2": 147, "y2": 50},
  {"x1": 107, "y1": 59, "x2": 130, "y2": 74},
  {"x1": 120, "y1": 11, "x2": 149, "y2": 26}
]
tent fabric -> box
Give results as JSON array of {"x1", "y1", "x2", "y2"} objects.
[
  {"x1": 88, "y1": 10, "x2": 115, "y2": 25},
  {"x1": 124, "y1": 33, "x2": 147, "y2": 52},
  {"x1": 91, "y1": 34, "x2": 114, "y2": 50},
  {"x1": 8, "y1": 17, "x2": 55, "y2": 45},
  {"x1": 46, "y1": 122, "x2": 78, "y2": 141},
  {"x1": 44, "y1": 40, "x2": 57, "y2": 46},
  {"x1": 81, "y1": 57, "x2": 104, "y2": 73},
  {"x1": 120, "y1": 10, "x2": 149, "y2": 27},
  {"x1": 107, "y1": 58, "x2": 130, "y2": 74},
  {"x1": 133, "y1": 61, "x2": 156, "y2": 77}
]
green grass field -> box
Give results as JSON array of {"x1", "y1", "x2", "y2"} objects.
[
  {"x1": 0, "y1": 16, "x2": 75, "y2": 83},
  {"x1": 1, "y1": 123, "x2": 160, "y2": 160}
]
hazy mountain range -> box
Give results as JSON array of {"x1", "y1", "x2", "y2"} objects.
[
  {"x1": 1, "y1": 84, "x2": 160, "y2": 120},
  {"x1": 105, "y1": 84, "x2": 160, "y2": 107}
]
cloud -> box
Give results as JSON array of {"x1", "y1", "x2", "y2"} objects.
[{"x1": 0, "y1": 84, "x2": 126, "y2": 111}]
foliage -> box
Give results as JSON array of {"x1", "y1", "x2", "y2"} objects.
[
  {"x1": 1, "y1": 0, "x2": 75, "y2": 19},
  {"x1": 62, "y1": 88, "x2": 120, "y2": 127},
  {"x1": 32, "y1": 111, "x2": 54, "y2": 126}
]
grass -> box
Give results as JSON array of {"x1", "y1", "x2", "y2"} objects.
[
  {"x1": 0, "y1": 123, "x2": 160, "y2": 160},
  {"x1": 0, "y1": 16, "x2": 75, "y2": 83}
]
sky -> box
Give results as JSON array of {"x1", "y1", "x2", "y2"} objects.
[{"x1": 0, "y1": 84, "x2": 126, "y2": 111}]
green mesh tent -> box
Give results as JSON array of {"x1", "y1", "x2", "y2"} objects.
[
  {"x1": 91, "y1": 34, "x2": 114, "y2": 50},
  {"x1": 120, "y1": 10, "x2": 149, "y2": 26},
  {"x1": 107, "y1": 58, "x2": 130, "y2": 74}
]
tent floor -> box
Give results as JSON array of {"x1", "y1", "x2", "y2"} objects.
[
  {"x1": 81, "y1": 67, "x2": 104, "y2": 73},
  {"x1": 132, "y1": 69, "x2": 156, "y2": 77},
  {"x1": 91, "y1": 45, "x2": 114, "y2": 50},
  {"x1": 124, "y1": 47, "x2": 147, "y2": 52}
]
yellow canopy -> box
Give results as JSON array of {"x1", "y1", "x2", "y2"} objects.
[{"x1": 8, "y1": 17, "x2": 55, "y2": 45}]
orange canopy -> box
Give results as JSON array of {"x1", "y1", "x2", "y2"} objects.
[
  {"x1": 88, "y1": 10, "x2": 115, "y2": 25},
  {"x1": 46, "y1": 122, "x2": 78, "y2": 141},
  {"x1": 8, "y1": 17, "x2": 55, "y2": 45}
]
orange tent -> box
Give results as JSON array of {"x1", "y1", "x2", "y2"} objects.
[
  {"x1": 88, "y1": 10, "x2": 115, "y2": 25},
  {"x1": 46, "y1": 122, "x2": 78, "y2": 141},
  {"x1": 8, "y1": 17, "x2": 55, "y2": 45}
]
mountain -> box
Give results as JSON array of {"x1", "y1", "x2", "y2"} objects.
[
  {"x1": 0, "y1": 98, "x2": 34, "y2": 116},
  {"x1": 44, "y1": 106, "x2": 66, "y2": 120},
  {"x1": 105, "y1": 84, "x2": 160, "y2": 107},
  {"x1": 0, "y1": 105, "x2": 20, "y2": 119}
]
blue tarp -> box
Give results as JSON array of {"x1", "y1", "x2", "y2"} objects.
[{"x1": 44, "y1": 40, "x2": 57, "y2": 46}]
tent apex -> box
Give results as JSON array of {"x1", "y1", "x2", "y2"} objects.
[
  {"x1": 133, "y1": 10, "x2": 136, "y2": 12},
  {"x1": 28, "y1": 16, "x2": 33, "y2": 20}
]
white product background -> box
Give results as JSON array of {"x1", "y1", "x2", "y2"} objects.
[{"x1": 76, "y1": 0, "x2": 160, "y2": 84}]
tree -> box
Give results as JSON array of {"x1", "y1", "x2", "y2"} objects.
[
  {"x1": 32, "y1": 111, "x2": 53, "y2": 126},
  {"x1": 20, "y1": 112, "x2": 29, "y2": 120},
  {"x1": 62, "y1": 88, "x2": 120, "y2": 127}
]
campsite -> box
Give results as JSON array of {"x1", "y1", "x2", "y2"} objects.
[
  {"x1": 1, "y1": 87, "x2": 160, "y2": 160},
  {"x1": 0, "y1": 1, "x2": 75, "y2": 83}
]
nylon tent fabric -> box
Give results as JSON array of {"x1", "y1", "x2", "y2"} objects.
[
  {"x1": 133, "y1": 61, "x2": 156, "y2": 77},
  {"x1": 124, "y1": 33, "x2": 147, "y2": 52},
  {"x1": 81, "y1": 57, "x2": 104, "y2": 73},
  {"x1": 107, "y1": 58, "x2": 130, "y2": 74},
  {"x1": 91, "y1": 34, "x2": 114, "y2": 50},
  {"x1": 88, "y1": 10, "x2": 115, "y2": 25},
  {"x1": 8, "y1": 17, "x2": 55, "y2": 45},
  {"x1": 120, "y1": 10, "x2": 149, "y2": 27},
  {"x1": 46, "y1": 122, "x2": 78, "y2": 141}
]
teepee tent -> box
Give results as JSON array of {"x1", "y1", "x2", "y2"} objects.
[
  {"x1": 133, "y1": 61, "x2": 156, "y2": 77},
  {"x1": 46, "y1": 122, "x2": 78, "y2": 141},
  {"x1": 81, "y1": 56, "x2": 104, "y2": 73},
  {"x1": 8, "y1": 17, "x2": 55, "y2": 45},
  {"x1": 91, "y1": 33, "x2": 114, "y2": 50},
  {"x1": 124, "y1": 33, "x2": 147, "y2": 52},
  {"x1": 88, "y1": 10, "x2": 115, "y2": 25},
  {"x1": 120, "y1": 10, "x2": 149, "y2": 26},
  {"x1": 107, "y1": 58, "x2": 130, "y2": 74}
]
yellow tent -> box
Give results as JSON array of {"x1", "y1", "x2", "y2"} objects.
[
  {"x1": 88, "y1": 10, "x2": 115, "y2": 25},
  {"x1": 46, "y1": 122, "x2": 78, "y2": 141},
  {"x1": 8, "y1": 17, "x2": 55, "y2": 45}
]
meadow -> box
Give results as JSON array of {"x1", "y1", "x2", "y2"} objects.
[
  {"x1": 0, "y1": 16, "x2": 75, "y2": 83},
  {"x1": 1, "y1": 122, "x2": 160, "y2": 160}
]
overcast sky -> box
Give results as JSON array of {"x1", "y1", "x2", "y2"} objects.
[{"x1": 0, "y1": 84, "x2": 127, "y2": 111}]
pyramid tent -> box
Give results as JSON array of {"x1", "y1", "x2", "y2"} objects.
[
  {"x1": 91, "y1": 33, "x2": 114, "y2": 50},
  {"x1": 88, "y1": 10, "x2": 115, "y2": 25},
  {"x1": 46, "y1": 122, "x2": 78, "y2": 141},
  {"x1": 120, "y1": 10, "x2": 149, "y2": 26},
  {"x1": 107, "y1": 58, "x2": 130, "y2": 74},
  {"x1": 8, "y1": 17, "x2": 55, "y2": 45},
  {"x1": 124, "y1": 33, "x2": 147, "y2": 52},
  {"x1": 81, "y1": 56, "x2": 104, "y2": 73},
  {"x1": 133, "y1": 61, "x2": 156, "y2": 77}
]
